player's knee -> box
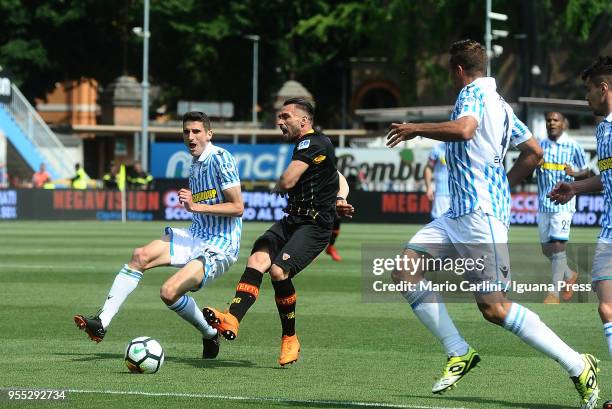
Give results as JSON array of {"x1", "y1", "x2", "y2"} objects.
[
  {"x1": 478, "y1": 303, "x2": 506, "y2": 325},
  {"x1": 269, "y1": 265, "x2": 288, "y2": 281},
  {"x1": 598, "y1": 302, "x2": 612, "y2": 322},
  {"x1": 247, "y1": 253, "x2": 270, "y2": 272},
  {"x1": 159, "y1": 283, "x2": 179, "y2": 305},
  {"x1": 130, "y1": 246, "x2": 150, "y2": 270},
  {"x1": 391, "y1": 250, "x2": 422, "y2": 284}
]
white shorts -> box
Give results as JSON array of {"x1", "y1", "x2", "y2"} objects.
[
  {"x1": 431, "y1": 195, "x2": 451, "y2": 219},
  {"x1": 165, "y1": 227, "x2": 237, "y2": 291},
  {"x1": 407, "y1": 209, "x2": 511, "y2": 287},
  {"x1": 538, "y1": 211, "x2": 573, "y2": 243},
  {"x1": 592, "y1": 237, "x2": 612, "y2": 283}
]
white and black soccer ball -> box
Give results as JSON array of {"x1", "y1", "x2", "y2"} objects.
[{"x1": 124, "y1": 336, "x2": 164, "y2": 374}]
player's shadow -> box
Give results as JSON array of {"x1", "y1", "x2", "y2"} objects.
[
  {"x1": 227, "y1": 400, "x2": 422, "y2": 409},
  {"x1": 53, "y1": 352, "x2": 256, "y2": 369},
  {"x1": 170, "y1": 356, "x2": 256, "y2": 369},
  {"x1": 409, "y1": 394, "x2": 575, "y2": 409}
]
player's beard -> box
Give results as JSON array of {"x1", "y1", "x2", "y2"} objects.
[{"x1": 282, "y1": 125, "x2": 301, "y2": 142}]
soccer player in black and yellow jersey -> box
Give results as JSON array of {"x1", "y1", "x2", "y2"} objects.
[{"x1": 204, "y1": 97, "x2": 354, "y2": 366}]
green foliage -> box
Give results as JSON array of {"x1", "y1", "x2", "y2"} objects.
[{"x1": 0, "y1": 0, "x2": 609, "y2": 125}]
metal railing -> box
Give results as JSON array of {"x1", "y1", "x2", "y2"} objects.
[{"x1": 1, "y1": 83, "x2": 73, "y2": 178}]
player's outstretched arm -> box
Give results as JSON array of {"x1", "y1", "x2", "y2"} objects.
[
  {"x1": 565, "y1": 166, "x2": 592, "y2": 180},
  {"x1": 178, "y1": 186, "x2": 244, "y2": 216},
  {"x1": 548, "y1": 175, "x2": 603, "y2": 205},
  {"x1": 386, "y1": 117, "x2": 478, "y2": 147},
  {"x1": 507, "y1": 137, "x2": 543, "y2": 187}
]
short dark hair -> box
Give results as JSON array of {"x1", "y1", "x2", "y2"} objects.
[
  {"x1": 545, "y1": 111, "x2": 565, "y2": 120},
  {"x1": 182, "y1": 111, "x2": 211, "y2": 130},
  {"x1": 283, "y1": 97, "x2": 315, "y2": 120},
  {"x1": 581, "y1": 56, "x2": 612, "y2": 85},
  {"x1": 449, "y1": 39, "x2": 487, "y2": 76}
]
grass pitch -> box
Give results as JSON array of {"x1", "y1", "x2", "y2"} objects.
[{"x1": 0, "y1": 221, "x2": 609, "y2": 409}]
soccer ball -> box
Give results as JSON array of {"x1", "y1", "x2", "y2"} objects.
[{"x1": 124, "y1": 337, "x2": 164, "y2": 374}]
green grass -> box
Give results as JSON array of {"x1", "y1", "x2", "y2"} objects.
[{"x1": 0, "y1": 221, "x2": 609, "y2": 409}]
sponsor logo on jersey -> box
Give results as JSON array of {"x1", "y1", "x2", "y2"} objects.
[
  {"x1": 598, "y1": 157, "x2": 612, "y2": 172},
  {"x1": 297, "y1": 139, "x2": 310, "y2": 150},
  {"x1": 192, "y1": 188, "x2": 217, "y2": 202},
  {"x1": 313, "y1": 154, "x2": 326, "y2": 164}
]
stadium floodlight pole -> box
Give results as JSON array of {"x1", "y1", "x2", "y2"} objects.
[
  {"x1": 485, "y1": 0, "x2": 492, "y2": 76},
  {"x1": 485, "y1": 0, "x2": 508, "y2": 77},
  {"x1": 245, "y1": 34, "x2": 260, "y2": 143},
  {"x1": 139, "y1": 0, "x2": 150, "y2": 172}
]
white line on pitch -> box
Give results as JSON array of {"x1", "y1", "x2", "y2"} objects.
[{"x1": 65, "y1": 388, "x2": 467, "y2": 409}]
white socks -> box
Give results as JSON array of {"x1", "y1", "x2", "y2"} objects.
[
  {"x1": 503, "y1": 303, "x2": 584, "y2": 376},
  {"x1": 604, "y1": 322, "x2": 612, "y2": 357},
  {"x1": 168, "y1": 295, "x2": 217, "y2": 339},
  {"x1": 403, "y1": 280, "x2": 469, "y2": 357},
  {"x1": 550, "y1": 252, "x2": 568, "y2": 296},
  {"x1": 99, "y1": 264, "x2": 142, "y2": 329}
]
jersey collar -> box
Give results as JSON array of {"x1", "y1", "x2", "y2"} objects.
[
  {"x1": 197, "y1": 142, "x2": 215, "y2": 162},
  {"x1": 549, "y1": 132, "x2": 568, "y2": 144},
  {"x1": 297, "y1": 129, "x2": 315, "y2": 140},
  {"x1": 604, "y1": 112, "x2": 612, "y2": 123},
  {"x1": 471, "y1": 76, "x2": 496, "y2": 90}
]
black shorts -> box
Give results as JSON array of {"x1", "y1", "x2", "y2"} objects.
[{"x1": 252, "y1": 215, "x2": 332, "y2": 277}]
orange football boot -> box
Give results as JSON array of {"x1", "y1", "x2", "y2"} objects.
[
  {"x1": 279, "y1": 334, "x2": 301, "y2": 366},
  {"x1": 202, "y1": 307, "x2": 239, "y2": 340},
  {"x1": 326, "y1": 245, "x2": 342, "y2": 262}
]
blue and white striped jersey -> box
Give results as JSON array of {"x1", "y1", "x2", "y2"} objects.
[
  {"x1": 446, "y1": 77, "x2": 531, "y2": 226},
  {"x1": 536, "y1": 134, "x2": 587, "y2": 213},
  {"x1": 188, "y1": 143, "x2": 242, "y2": 258},
  {"x1": 428, "y1": 143, "x2": 450, "y2": 196},
  {"x1": 596, "y1": 113, "x2": 612, "y2": 239}
]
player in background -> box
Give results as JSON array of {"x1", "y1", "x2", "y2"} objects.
[
  {"x1": 203, "y1": 98, "x2": 354, "y2": 366},
  {"x1": 325, "y1": 215, "x2": 343, "y2": 261},
  {"x1": 128, "y1": 160, "x2": 154, "y2": 190},
  {"x1": 536, "y1": 111, "x2": 590, "y2": 304},
  {"x1": 386, "y1": 40, "x2": 599, "y2": 409},
  {"x1": 326, "y1": 145, "x2": 343, "y2": 262},
  {"x1": 549, "y1": 56, "x2": 612, "y2": 359},
  {"x1": 424, "y1": 142, "x2": 450, "y2": 219},
  {"x1": 74, "y1": 111, "x2": 243, "y2": 359}
]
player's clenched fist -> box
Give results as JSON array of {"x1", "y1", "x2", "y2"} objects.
[{"x1": 178, "y1": 188, "x2": 195, "y2": 211}]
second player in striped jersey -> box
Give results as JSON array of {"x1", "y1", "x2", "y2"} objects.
[
  {"x1": 386, "y1": 39, "x2": 598, "y2": 407},
  {"x1": 74, "y1": 111, "x2": 243, "y2": 360},
  {"x1": 537, "y1": 111, "x2": 589, "y2": 304},
  {"x1": 549, "y1": 56, "x2": 612, "y2": 364},
  {"x1": 424, "y1": 142, "x2": 450, "y2": 219}
]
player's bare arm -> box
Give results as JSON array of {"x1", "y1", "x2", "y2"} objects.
[
  {"x1": 564, "y1": 165, "x2": 592, "y2": 180},
  {"x1": 386, "y1": 116, "x2": 478, "y2": 147},
  {"x1": 336, "y1": 171, "x2": 355, "y2": 218},
  {"x1": 424, "y1": 164, "x2": 434, "y2": 201},
  {"x1": 548, "y1": 175, "x2": 603, "y2": 205},
  {"x1": 278, "y1": 160, "x2": 309, "y2": 190},
  {"x1": 507, "y1": 136, "x2": 543, "y2": 187},
  {"x1": 178, "y1": 186, "x2": 244, "y2": 216}
]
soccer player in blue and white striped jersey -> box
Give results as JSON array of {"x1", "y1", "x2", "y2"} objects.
[
  {"x1": 537, "y1": 112, "x2": 590, "y2": 304},
  {"x1": 424, "y1": 142, "x2": 450, "y2": 219},
  {"x1": 550, "y1": 57, "x2": 612, "y2": 367},
  {"x1": 75, "y1": 111, "x2": 243, "y2": 359},
  {"x1": 387, "y1": 40, "x2": 598, "y2": 407}
]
